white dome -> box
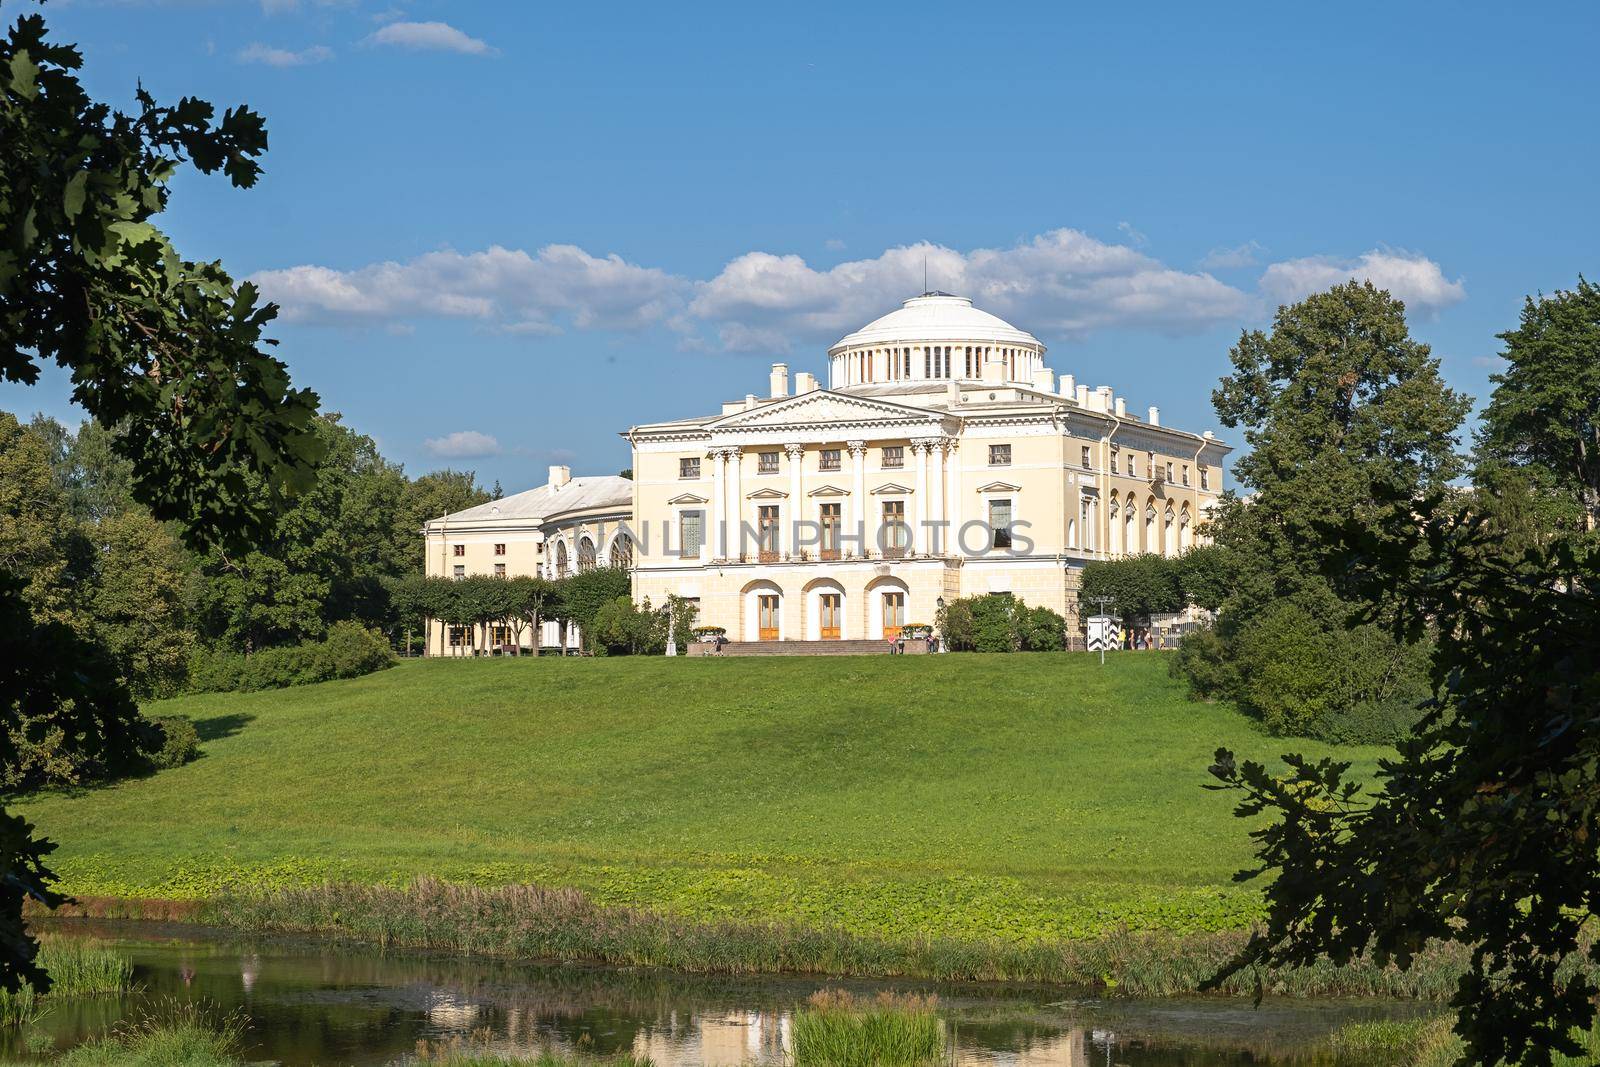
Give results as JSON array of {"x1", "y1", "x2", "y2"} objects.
[{"x1": 828, "y1": 293, "x2": 1042, "y2": 355}]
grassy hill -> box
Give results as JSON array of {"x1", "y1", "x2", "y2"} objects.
[{"x1": 19, "y1": 655, "x2": 1382, "y2": 943}]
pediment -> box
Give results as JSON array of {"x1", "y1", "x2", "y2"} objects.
[
  {"x1": 667, "y1": 493, "x2": 709, "y2": 505},
  {"x1": 870, "y1": 482, "x2": 914, "y2": 495},
  {"x1": 746, "y1": 487, "x2": 788, "y2": 499},
  {"x1": 708, "y1": 389, "x2": 943, "y2": 431},
  {"x1": 976, "y1": 480, "x2": 1021, "y2": 493},
  {"x1": 807, "y1": 484, "x2": 848, "y2": 497}
]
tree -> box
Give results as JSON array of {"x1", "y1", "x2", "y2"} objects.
[
  {"x1": 0, "y1": 10, "x2": 319, "y2": 992},
  {"x1": 85, "y1": 509, "x2": 192, "y2": 698},
  {"x1": 1207, "y1": 493, "x2": 1600, "y2": 1067},
  {"x1": 1179, "y1": 282, "x2": 1471, "y2": 740},
  {"x1": 1079, "y1": 554, "x2": 1182, "y2": 625},
  {"x1": 554, "y1": 568, "x2": 632, "y2": 652},
  {"x1": 1476, "y1": 276, "x2": 1600, "y2": 540}
]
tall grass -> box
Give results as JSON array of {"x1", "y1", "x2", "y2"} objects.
[
  {"x1": 54, "y1": 999, "x2": 246, "y2": 1067},
  {"x1": 1330, "y1": 1016, "x2": 1600, "y2": 1067},
  {"x1": 408, "y1": 1035, "x2": 653, "y2": 1067},
  {"x1": 210, "y1": 877, "x2": 1500, "y2": 998},
  {"x1": 0, "y1": 935, "x2": 136, "y2": 1028},
  {"x1": 791, "y1": 990, "x2": 943, "y2": 1067}
]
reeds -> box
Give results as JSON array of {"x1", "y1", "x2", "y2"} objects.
[
  {"x1": 0, "y1": 935, "x2": 136, "y2": 1029},
  {"x1": 409, "y1": 1035, "x2": 654, "y2": 1067},
  {"x1": 207, "y1": 877, "x2": 1512, "y2": 1000},
  {"x1": 791, "y1": 990, "x2": 944, "y2": 1067},
  {"x1": 1329, "y1": 1015, "x2": 1600, "y2": 1067},
  {"x1": 53, "y1": 998, "x2": 246, "y2": 1067}
]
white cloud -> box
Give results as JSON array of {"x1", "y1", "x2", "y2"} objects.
[
  {"x1": 824, "y1": 238, "x2": 847, "y2": 252},
  {"x1": 1116, "y1": 221, "x2": 1148, "y2": 247},
  {"x1": 366, "y1": 20, "x2": 494, "y2": 55},
  {"x1": 252, "y1": 245, "x2": 687, "y2": 332},
  {"x1": 687, "y1": 229, "x2": 1251, "y2": 351},
  {"x1": 424, "y1": 431, "x2": 501, "y2": 459},
  {"x1": 236, "y1": 42, "x2": 334, "y2": 67},
  {"x1": 1199, "y1": 240, "x2": 1266, "y2": 270},
  {"x1": 1258, "y1": 249, "x2": 1465, "y2": 315}
]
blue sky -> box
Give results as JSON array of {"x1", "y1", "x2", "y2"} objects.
[{"x1": 7, "y1": 0, "x2": 1598, "y2": 489}]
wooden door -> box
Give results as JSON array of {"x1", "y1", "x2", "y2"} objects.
[
  {"x1": 757, "y1": 594, "x2": 780, "y2": 641},
  {"x1": 882, "y1": 592, "x2": 905, "y2": 640},
  {"x1": 819, "y1": 593, "x2": 841, "y2": 639}
]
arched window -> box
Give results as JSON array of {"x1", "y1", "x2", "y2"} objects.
[
  {"x1": 609, "y1": 534, "x2": 634, "y2": 569},
  {"x1": 555, "y1": 541, "x2": 569, "y2": 575},
  {"x1": 577, "y1": 536, "x2": 597, "y2": 571}
]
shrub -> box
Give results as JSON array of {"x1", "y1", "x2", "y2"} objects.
[
  {"x1": 590, "y1": 597, "x2": 666, "y2": 656},
  {"x1": 937, "y1": 594, "x2": 1063, "y2": 653},
  {"x1": 969, "y1": 594, "x2": 1022, "y2": 652},
  {"x1": 791, "y1": 989, "x2": 943, "y2": 1067},
  {"x1": 188, "y1": 622, "x2": 395, "y2": 694},
  {"x1": 1017, "y1": 605, "x2": 1066, "y2": 651},
  {"x1": 144, "y1": 716, "x2": 198, "y2": 770}
]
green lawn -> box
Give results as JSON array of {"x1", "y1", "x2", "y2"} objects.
[{"x1": 20, "y1": 655, "x2": 1382, "y2": 943}]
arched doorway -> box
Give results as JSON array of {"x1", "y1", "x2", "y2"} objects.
[
  {"x1": 803, "y1": 578, "x2": 846, "y2": 640},
  {"x1": 742, "y1": 580, "x2": 784, "y2": 641},
  {"x1": 866, "y1": 576, "x2": 910, "y2": 640}
]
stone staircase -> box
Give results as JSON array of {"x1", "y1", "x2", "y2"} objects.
[{"x1": 717, "y1": 639, "x2": 891, "y2": 657}]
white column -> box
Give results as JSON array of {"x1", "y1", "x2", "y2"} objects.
[
  {"x1": 929, "y1": 438, "x2": 945, "y2": 555},
  {"x1": 945, "y1": 440, "x2": 961, "y2": 556},
  {"x1": 848, "y1": 440, "x2": 867, "y2": 558},
  {"x1": 726, "y1": 446, "x2": 743, "y2": 561},
  {"x1": 709, "y1": 448, "x2": 725, "y2": 560},
  {"x1": 913, "y1": 440, "x2": 930, "y2": 556},
  {"x1": 786, "y1": 442, "x2": 804, "y2": 559}
]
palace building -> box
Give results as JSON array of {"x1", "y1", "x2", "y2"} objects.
[{"x1": 423, "y1": 292, "x2": 1229, "y2": 651}]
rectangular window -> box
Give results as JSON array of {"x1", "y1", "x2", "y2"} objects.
[
  {"x1": 757, "y1": 504, "x2": 780, "y2": 561},
  {"x1": 449, "y1": 625, "x2": 467, "y2": 647},
  {"x1": 679, "y1": 457, "x2": 700, "y2": 479},
  {"x1": 1081, "y1": 445, "x2": 1092, "y2": 469},
  {"x1": 882, "y1": 500, "x2": 908, "y2": 556},
  {"x1": 1166, "y1": 461, "x2": 1175, "y2": 482},
  {"x1": 1201, "y1": 468, "x2": 1210, "y2": 490},
  {"x1": 494, "y1": 543, "x2": 506, "y2": 556},
  {"x1": 989, "y1": 498, "x2": 1013, "y2": 548},
  {"x1": 989, "y1": 443, "x2": 1011, "y2": 466},
  {"x1": 494, "y1": 562, "x2": 506, "y2": 577},
  {"x1": 1182, "y1": 464, "x2": 1190, "y2": 487},
  {"x1": 453, "y1": 544, "x2": 465, "y2": 557},
  {"x1": 757, "y1": 450, "x2": 779, "y2": 474},
  {"x1": 679, "y1": 510, "x2": 704, "y2": 557},
  {"x1": 881, "y1": 445, "x2": 904, "y2": 469},
  {"x1": 452, "y1": 564, "x2": 465, "y2": 579},
  {"x1": 1127, "y1": 454, "x2": 1136, "y2": 477},
  {"x1": 819, "y1": 502, "x2": 841, "y2": 560},
  {"x1": 819, "y1": 448, "x2": 841, "y2": 472}
]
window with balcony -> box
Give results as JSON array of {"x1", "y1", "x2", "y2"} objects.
[
  {"x1": 819, "y1": 448, "x2": 841, "y2": 472},
  {"x1": 679, "y1": 457, "x2": 700, "y2": 479},
  {"x1": 989, "y1": 443, "x2": 1011, "y2": 466},
  {"x1": 757, "y1": 505, "x2": 780, "y2": 562},
  {"x1": 881, "y1": 445, "x2": 904, "y2": 469},
  {"x1": 882, "y1": 500, "x2": 909, "y2": 557},
  {"x1": 989, "y1": 498, "x2": 1013, "y2": 548},
  {"x1": 819, "y1": 502, "x2": 841, "y2": 560}
]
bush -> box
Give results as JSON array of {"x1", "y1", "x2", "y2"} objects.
[
  {"x1": 188, "y1": 622, "x2": 396, "y2": 694},
  {"x1": 937, "y1": 594, "x2": 1063, "y2": 653},
  {"x1": 590, "y1": 597, "x2": 666, "y2": 656},
  {"x1": 1017, "y1": 605, "x2": 1066, "y2": 651},
  {"x1": 144, "y1": 715, "x2": 198, "y2": 769}
]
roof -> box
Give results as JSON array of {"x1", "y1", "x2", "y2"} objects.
[
  {"x1": 829, "y1": 293, "x2": 1042, "y2": 355},
  {"x1": 428, "y1": 475, "x2": 632, "y2": 528}
]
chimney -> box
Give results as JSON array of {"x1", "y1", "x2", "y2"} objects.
[
  {"x1": 1097, "y1": 385, "x2": 1113, "y2": 413},
  {"x1": 721, "y1": 400, "x2": 743, "y2": 415},
  {"x1": 1114, "y1": 396, "x2": 1127, "y2": 418},
  {"x1": 1147, "y1": 406, "x2": 1161, "y2": 426},
  {"x1": 548, "y1": 464, "x2": 571, "y2": 491},
  {"x1": 1061, "y1": 373, "x2": 1076, "y2": 399},
  {"x1": 1037, "y1": 368, "x2": 1056, "y2": 393},
  {"x1": 769, "y1": 362, "x2": 789, "y2": 398},
  {"x1": 795, "y1": 371, "x2": 818, "y2": 393},
  {"x1": 946, "y1": 380, "x2": 960, "y2": 408},
  {"x1": 1075, "y1": 384, "x2": 1090, "y2": 407},
  {"x1": 745, "y1": 393, "x2": 759, "y2": 410}
]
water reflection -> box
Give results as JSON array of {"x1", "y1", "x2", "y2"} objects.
[{"x1": 11, "y1": 920, "x2": 1425, "y2": 1066}]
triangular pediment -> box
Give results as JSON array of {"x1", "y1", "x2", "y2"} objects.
[
  {"x1": 667, "y1": 492, "x2": 709, "y2": 505},
  {"x1": 746, "y1": 487, "x2": 788, "y2": 499},
  {"x1": 977, "y1": 480, "x2": 1022, "y2": 493},
  {"x1": 708, "y1": 389, "x2": 943, "y2": 431},
  {"x1": 807, "y1": 484, "x2": 848, "y2": 497},
  {"x1": 870, "y1": 482, "x2": 914, "y2": 495}
]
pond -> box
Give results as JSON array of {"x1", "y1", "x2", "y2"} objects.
[{"x1": 11, "y1": 920, "x2": 1430, "y2": 1065}]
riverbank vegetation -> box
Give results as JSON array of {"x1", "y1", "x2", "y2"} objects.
[
  {"x1": 0, "y1": 936, "x2": 135, "y2": 1028},
  {"x1": 791, "y1": 990, "x2": 943, "y2": 1067},
  {"x1": 19, "y1": 655, "x2": 1382, "y2": 945}
]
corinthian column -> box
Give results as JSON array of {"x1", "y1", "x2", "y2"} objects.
[
  {"x1": 912, "y1": 439, "x2": 931, "y2": 556},
  {"x1": 726, "y1": 446, "x2": 743, "y2": 561},
  {"x1": 709, "y1": 448, "x2": 725, "y2": 560},
  {"x1": 847, "y1": 440, "x2": 867, "y2": 558},
  {"x1": 945, "y1": 440, "x2": 961, "y2": 556},
  {"x1": 786, "y1": 442, "x2": 805, "y2": 559}
]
